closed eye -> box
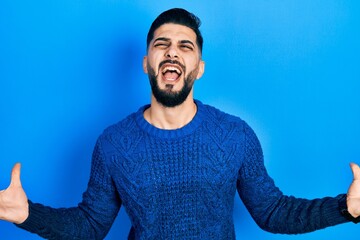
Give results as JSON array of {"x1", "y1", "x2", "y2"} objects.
[
  {"x1": 180, "y1": 45, "x2": 193, "y2": 51},
  {"x1": 179, "y1": 40, "x2": 195, "y2": 51},
  {"x1": 154, "y1": 43, "x2": 169, "y2": 48},
  {"x1": 153, "y1": 37, "x2": 171, "y2": 48}
]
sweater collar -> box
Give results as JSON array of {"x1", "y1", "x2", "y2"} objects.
[{"x1": 135, "y1": 99, "x2": 205, "y2": 139}]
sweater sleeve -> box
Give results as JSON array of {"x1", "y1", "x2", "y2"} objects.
[
  {"x1": 16, "y1": 137, "x2": 121, "y2": 240},
  {"x1": 237, "y1": 123, "x2": 349, "y2": 234}
]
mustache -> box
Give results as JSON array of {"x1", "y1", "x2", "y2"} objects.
[{"x1": 158, "y1": 60, "x2": 186, "y2": 72}]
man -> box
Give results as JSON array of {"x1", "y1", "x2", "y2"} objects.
[{"x1": 0, "y1": 8, "x2": 360, "y2": 239}]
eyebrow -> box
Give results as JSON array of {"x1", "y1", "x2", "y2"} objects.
[{"x1": 153, "y1": 37, "x2": 171, "y2": 44}]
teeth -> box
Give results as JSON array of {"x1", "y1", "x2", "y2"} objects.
[{"x1": 162, "y1": 66, "x2": 181, "y2": 74}]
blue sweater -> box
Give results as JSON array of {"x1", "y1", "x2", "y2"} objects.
[{"x1": 18, "y1": 100, "x2": 348, "y2": 239}]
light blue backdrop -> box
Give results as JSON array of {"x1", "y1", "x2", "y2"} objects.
[{"x1": 1, "y1": 0, "x2": 359, "y2": 239}]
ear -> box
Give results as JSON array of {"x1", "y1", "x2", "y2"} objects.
[
  {"x1": 196, "y1": 60, "x2": 205, "y2": 79},
  {"x1": 143, "y1": 56, "x2": 148, "y2": 74}
]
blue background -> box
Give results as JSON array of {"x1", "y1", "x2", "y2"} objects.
[{"x1": 1, "y1": 0, "x2": 359, "y2": 239}]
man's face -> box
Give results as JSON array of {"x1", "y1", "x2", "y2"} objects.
[{"x1": 143, "y1": 23, "x2": 205, "y2": 107}]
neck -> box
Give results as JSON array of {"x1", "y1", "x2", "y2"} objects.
[{"x1": 144, "y1": 94, "x2": 197, "y2": 130}]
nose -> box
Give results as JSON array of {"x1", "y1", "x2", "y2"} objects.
[{"x1": 165, "y1": 46, "x2": 178, "y2": 59}]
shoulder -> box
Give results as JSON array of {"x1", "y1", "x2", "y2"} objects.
[
  {"x1": 198, "y1": 100, "x2": 247, "y2": 129},
  {"x1": 103, "y1": 113, "x2": 137, "y2": 136},
  {"x1": 98, "y1": 105, "x2": 148, "y2": 144},
  {"x1": 198, "y1": 100, "x2": 259, "y2": 140},
  {"x1": 105, "y1": 104, "x2": 149, "y2": 135}
]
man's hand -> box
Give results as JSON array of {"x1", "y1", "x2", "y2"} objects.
[
  {"x1": 347, "y1": 163, "x2": 360, "y2": 218},
  {"x1": 0, "y1": 163, "x2": 29, "y2": 224}
]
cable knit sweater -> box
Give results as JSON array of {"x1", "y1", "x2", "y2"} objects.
[{"x1": 17, "y1": 100, "x2": 348, "y2": 239}]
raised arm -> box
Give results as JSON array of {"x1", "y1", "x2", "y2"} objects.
[
  {"x1": 0, "y1": 163, "x2": 29, "y2": 224},
  {"x1": 10, "y1": 138, "x2": 121, "y2": 239},
  {"x1": 237, "y1": 123, "x2": 350, "y2": 234}
]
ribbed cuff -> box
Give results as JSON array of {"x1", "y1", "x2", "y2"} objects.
[
  {"x1": 338, "y1": 194, "x2": 360, "y2": 223},
  {"x1": 15, "y1": 200, "x2": 51, "y2": 236},
  {"x1": 336, "y1": 194, "x2": 351, "y2": 223}
]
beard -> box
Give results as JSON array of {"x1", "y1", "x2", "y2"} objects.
[{"x1": 147, "y1": 61, "x2": 199, "y2": 108}]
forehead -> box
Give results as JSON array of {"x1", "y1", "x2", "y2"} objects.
[{"x1": 152, "y1": 23, "x2": 197, "y2": 43}]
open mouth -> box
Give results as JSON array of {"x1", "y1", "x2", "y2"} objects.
[{"x1": 161, "y1": 64, "x2": 183, "y2": 82}]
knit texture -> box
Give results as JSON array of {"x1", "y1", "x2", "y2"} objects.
[{"x1": 17, "y1": 100, "x2": 348, "y2": 239}]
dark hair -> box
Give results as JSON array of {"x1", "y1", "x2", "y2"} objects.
[{"x1": 146, "y1": 8, "x2": 203, "y2": 53}]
